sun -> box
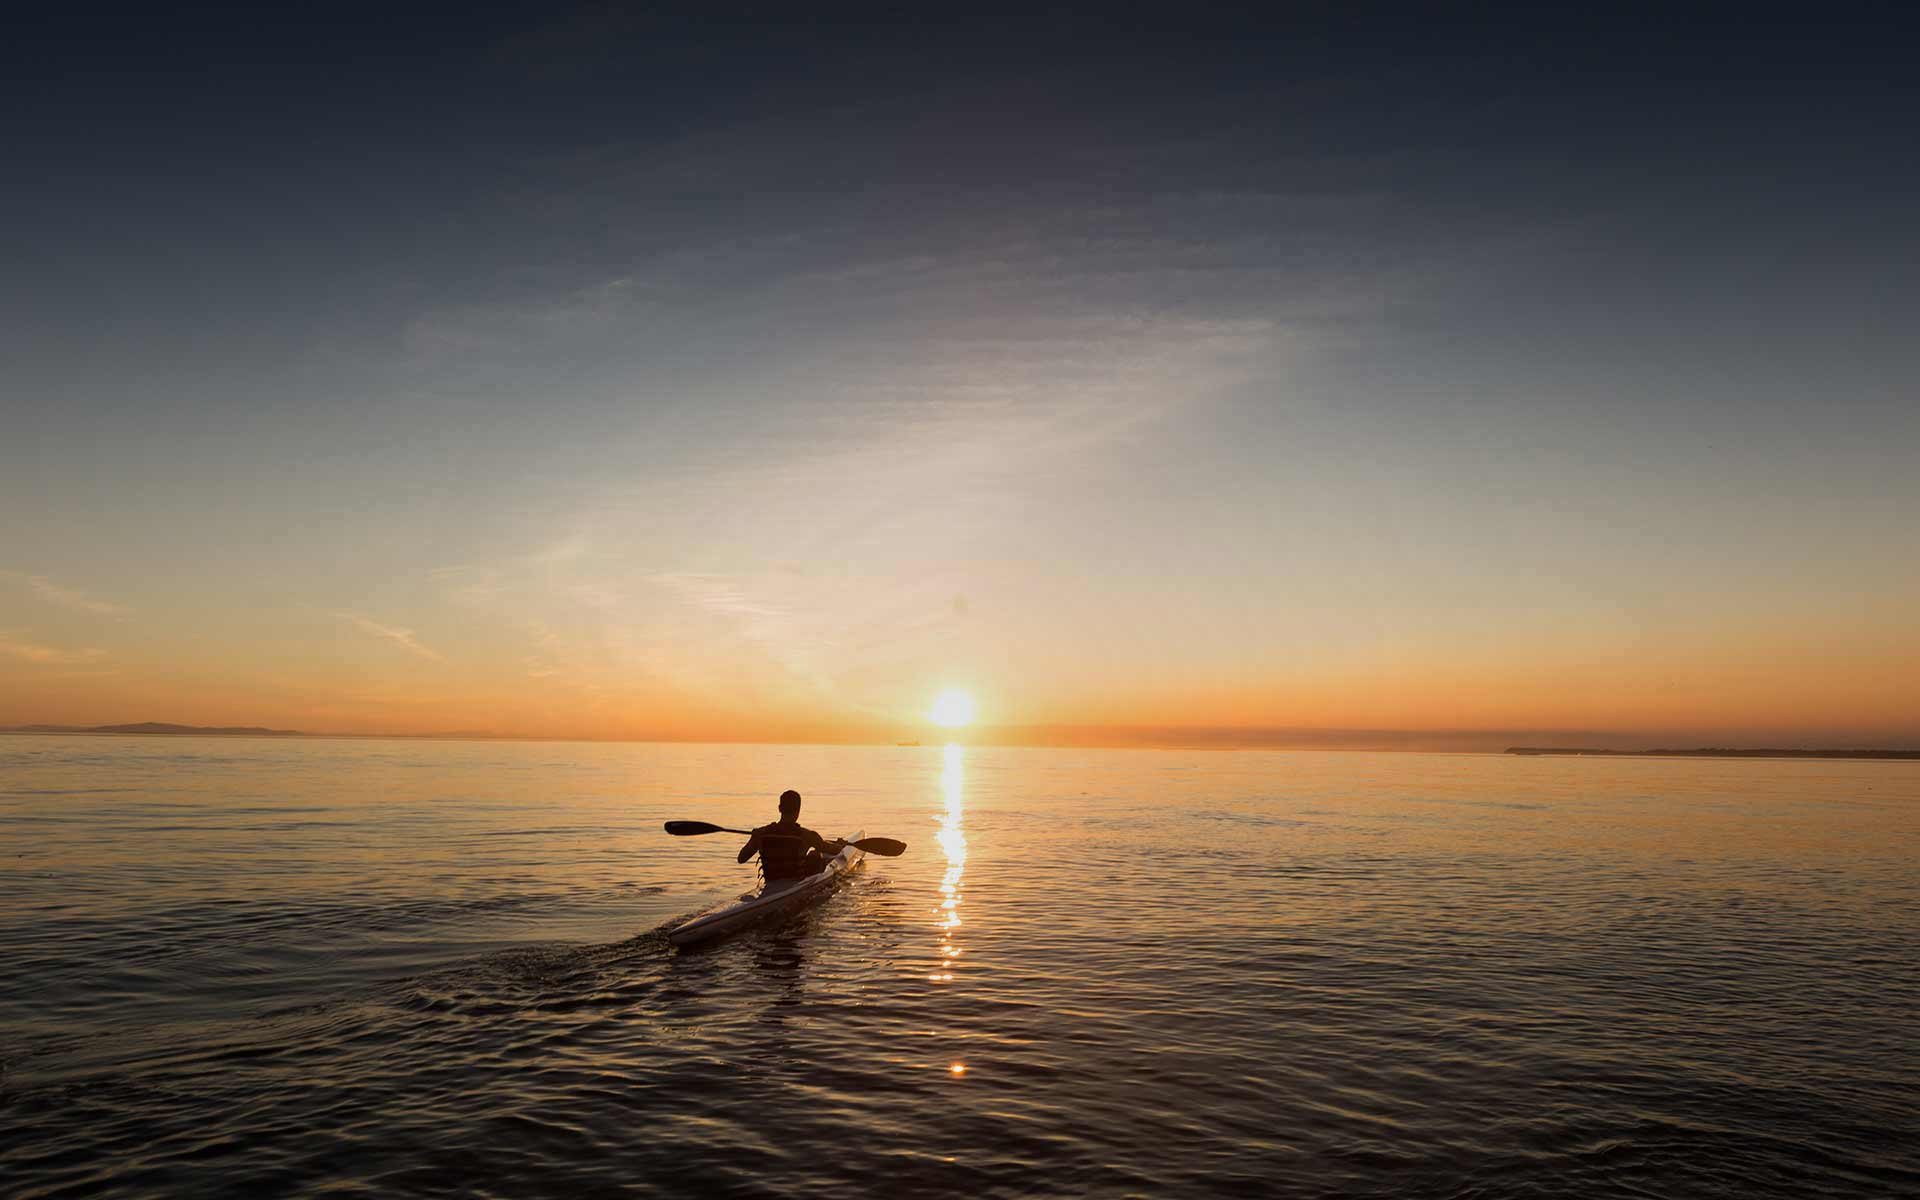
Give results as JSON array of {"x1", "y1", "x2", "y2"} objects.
[{"x1": 929, "y1": 689, "x2": 976, "y2": 728}]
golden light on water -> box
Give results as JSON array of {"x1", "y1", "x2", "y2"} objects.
[
  {"x1": 928, "y1": 742, "x2": 971, "y2": 1079},
  {"x1": 934, "y1": 742, "x2": 966, "y2": 966},
  {"x1": 929, "y1": 689, "x2": 976, "y2": 728}
]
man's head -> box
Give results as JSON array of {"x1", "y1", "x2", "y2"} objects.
[{"x1": 778, "y1": 789, "x2": 801, "y2": 820}]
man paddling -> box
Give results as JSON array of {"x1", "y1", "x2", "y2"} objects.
[{"x1": 738, "y1": 790, "x2": 847, "y2": 881}]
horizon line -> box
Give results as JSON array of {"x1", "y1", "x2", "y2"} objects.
[{"x1": 5, "y1": 721, "x2": 1917, "y2": 754}]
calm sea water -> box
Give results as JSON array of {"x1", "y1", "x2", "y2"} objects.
[{"x1": 1, "y1": 736, "x2": 1915, "y2": 1198}]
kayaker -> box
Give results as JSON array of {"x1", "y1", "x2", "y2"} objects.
[{"x1": 738, "y1": 790, "x2": 846, "y2": 881}]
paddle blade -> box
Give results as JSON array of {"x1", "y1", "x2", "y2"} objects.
[
  {"x1": 851, "y1": 836, "x2": 907, "y2": 857},
  {"x1": 664, "y1": 820, "x2": 726, "y2": 836}
]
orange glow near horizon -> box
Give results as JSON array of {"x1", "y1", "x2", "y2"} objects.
[{"x1": 3, "y1": 564, "x2": 1917, "y2": 748}]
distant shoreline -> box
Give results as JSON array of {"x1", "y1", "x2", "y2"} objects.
[
  {"x1": 1507, "y1": 747, "x2": 1920, "y2": 761},
  {"x1": 3, "y1": 723, "x2": 307, "y2": 737}
]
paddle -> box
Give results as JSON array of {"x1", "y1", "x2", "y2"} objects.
[{"x1": 663, "y1": 820, "x2": 906, "y2": 857}]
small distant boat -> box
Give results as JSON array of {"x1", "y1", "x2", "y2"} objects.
[{"x1": 667, "y1": 831, "x2": 866, "y2": 948}]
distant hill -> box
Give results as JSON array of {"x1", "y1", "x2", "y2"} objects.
[
  {"x1": 1508, "y1": 746, "x2": 1920, "y2": 760},
  {"x1": 5, "y1": 722, "x2": 305, "y2": 737}
]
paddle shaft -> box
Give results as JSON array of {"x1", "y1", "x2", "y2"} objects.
[{"x1": 663, "y1": 820, "x2": 905, "y2": 856}]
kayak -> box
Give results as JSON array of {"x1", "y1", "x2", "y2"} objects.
[{"x1": 667, "y1": 830, "x2": 866, "y2": 948}]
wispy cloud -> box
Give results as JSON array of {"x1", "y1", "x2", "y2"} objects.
[
  {"x1": 0, "y1": 636, "x2": 108, "y2": 665},
  {"x1": 337, "y1": 613, "x2": 443, "y2": 661},
  {"x1": 649, "y1": 573, "x2": 788, "y2": 623},
  {"x1": 2, "y1": 571, "x2": 130, "y2": 616}
]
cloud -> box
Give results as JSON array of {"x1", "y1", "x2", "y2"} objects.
[
  {"x1": 405, "y1": 275, "x2": 645, "y2": 357},
  {"x1": 1, "y1": 571, "x2": 130, "y2": 616},
  {"x1": 649, "y1": 573, "x2": 787, "y2": 623},
  {"x1": 337, "y1": 613, "x2": 443, "y2": 661},
  {"x1": 389, "y1": 87, "x2": 1428, "y2": 389},
  {"x1": 0, "y1": 637, "x2": 107, "y2": 665}
]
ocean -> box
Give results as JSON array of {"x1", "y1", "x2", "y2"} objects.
[{"x1": 2, "y1": 735, "x2": 1915, "y2": 1197}]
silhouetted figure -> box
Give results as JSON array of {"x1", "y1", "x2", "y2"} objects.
[{"x1": 738, "y1": 790, "x2": 846, "y2": 882}]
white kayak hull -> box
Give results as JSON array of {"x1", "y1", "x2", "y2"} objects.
[{"x1": 667, "y1": 830, "x2": 866, "y2": 948}]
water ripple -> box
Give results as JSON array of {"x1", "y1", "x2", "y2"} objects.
[{"x1": 2, "y1": 739, "x2": 1916, "y2": 1198}]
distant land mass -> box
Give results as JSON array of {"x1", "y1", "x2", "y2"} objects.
[
  {"x1": 1507, "y1": 747, "x2": 1920, "y2": 760},
  {"x1": 4, "y1": 722, "x2": 306, "y2": 737}
]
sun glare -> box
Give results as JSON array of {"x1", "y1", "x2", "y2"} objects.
[{"x1": 929, "y1": 689, "x2": 976, "y2": 728}]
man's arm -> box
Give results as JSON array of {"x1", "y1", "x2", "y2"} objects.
[{"x1": 737, "y1": 830, "x2": 762, "y2": 864}]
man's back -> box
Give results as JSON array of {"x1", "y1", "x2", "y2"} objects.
[
  {"x1": 739, "y1": 790, "x2": 843, "y2": 881},
  {"x1": 744, "y1": 819, "x2": 831, "y2": 881}
]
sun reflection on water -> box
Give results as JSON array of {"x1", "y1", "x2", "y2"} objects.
[{"x1": 931, "y1": 744, "x2": 966, "y2": 994}]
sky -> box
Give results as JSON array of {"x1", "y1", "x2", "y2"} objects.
[{"x1": 3, "y1": 6, "x2": 1917, "y2": 746}]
